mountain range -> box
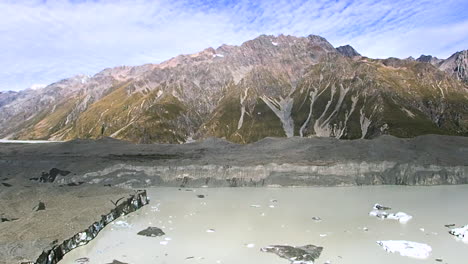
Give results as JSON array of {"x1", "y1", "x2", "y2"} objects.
[{"x1": 0, "y1": 34, "x2": 467, "y2": 143}]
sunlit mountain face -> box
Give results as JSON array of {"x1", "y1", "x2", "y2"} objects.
[{"x1": 0, "y1": 34, "x2": 467, "y2": 143}]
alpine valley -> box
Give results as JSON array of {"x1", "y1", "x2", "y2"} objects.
[{"x1": 1, "y1": 34, "x2": 467, "y2": 143}]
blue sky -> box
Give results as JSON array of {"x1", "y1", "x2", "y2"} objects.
[{"x1": 1, "y1": 0, "x2": 467, "y2": 91}]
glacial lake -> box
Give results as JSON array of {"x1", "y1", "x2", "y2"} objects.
[{"x1": 60, "y1": 186, "x2": 468, "y2": 264}]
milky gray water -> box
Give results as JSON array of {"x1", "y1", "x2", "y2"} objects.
[{"x1": 60, "y1": 186, "x2": 468, "y2": 264}]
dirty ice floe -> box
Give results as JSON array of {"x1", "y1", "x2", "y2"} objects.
[
  {"x1": 449, "y1": 225, "x2": 468, "y2": 242},
  {"x1": 373, "y1": 203, "x2": 391, "y2": 210},
  {"x1": 369, "y1": 210, "x2": 413, "y2": 223},
  {"x1": 369, "y1": 203, "x2": 412, "y2": 223},
  {"x1": 377, "y1": 240, "x2": 432, "y2": 259},
  {"x1": 311, "y1": 217, "x2": 322, "y2": 222}
]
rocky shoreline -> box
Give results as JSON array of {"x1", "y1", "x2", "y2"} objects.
[
  {"x1": 0, "y1": 185, "x2": 144, "y2": 264},
  {"x1": 33, "y1": 190, "x2": 148, "y2": 264}
]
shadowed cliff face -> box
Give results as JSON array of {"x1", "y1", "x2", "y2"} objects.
[{"x1": 0, "y1": 34, "x2": 467, "y2": 143}]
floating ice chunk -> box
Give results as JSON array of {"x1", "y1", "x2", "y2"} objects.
[
  {"x1": 250, "y1": 204, "x2": 261, "y2": 208},
  {"x1": 246, "y1": 243, "x2": 255, "y2": 248},
  {"x1": 269, "y1": 205, "x2": 275, "y2": 208},
  {"x1": 311, "y1": 217, "x2": 322, "y2": 222},
  {"x1": 373, "y1": 203, "x2": 391, "y2": 210},
  {"x1": 387, "y1": 212, "x2": 413, "y2": 223},
  {"x1": 369, "y1": 207, "x2": 412, "y2": 223},
  {"x1": 206, "y1": 229, "x2": 216, "y2": 233},
  {"x1": 113, "y1": 220, "x2": 131, "y2": 228},
  {"x1": 160, "y1": 241, "x2": 169, "y2": 245},
  {"x1": 377, "y1": 240, "x2": 432, "y2": 259},
  {"x1": 151, "y1": 203, "x2": 161, "y2": 212},
  {"x1": 75, "y1": 257, "x2": 89, "y2": 263},
  {"x1": 319, "y1": 234, "x2": 327, "y2": 237},
  {"x1": 369, "y1": 210, "x2": 388, "y2": 219},
  {"x1": 449, "y1": 225, "x2": 468, "y2": 242}
]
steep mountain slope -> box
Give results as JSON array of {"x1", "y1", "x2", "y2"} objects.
[
  {"x1": 0, "y1": 91, "x2": 19, "y2": 108},
  {"x1": 336, "y1": 45, "x2": 361, "y2": 57},
  {"x1": 0, "y1": 34, "x2": 467, "y2": 143},
  {"x1": 438, "y1": 50, "x2": 468, "y2": 82}
]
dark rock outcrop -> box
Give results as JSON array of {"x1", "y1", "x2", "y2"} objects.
[
  {"x1": 39, "y1": 168, "x2": 71, "y2": 183},
  {"x1": 33, "y1": 202, "x2": 46, "y2": 211},
  {"x1": 1, "y1": 216, "x2": 18, "y2": 222}
]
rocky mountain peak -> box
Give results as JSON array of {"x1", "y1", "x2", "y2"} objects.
[
  {"x1": 438, "y1": 50, "x2": 468, "y2": 82},
  {"x1": 416, "y1": 55, "x2": 443, "y2": 65},
  {"x1": 306, "y1": 34, "x2": 337, "y2": 52},
  {"x1": 336, "y1": 45, "x2": 361, "y2": 57}
]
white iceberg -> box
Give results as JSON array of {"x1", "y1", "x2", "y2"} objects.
[
  {"x1": 369, "y1": 203, "x2": 412, "y2": 223},
  {"x1": 387, "y1": 212, "x2": 413, "y2": 223},
  {"x1": 449, "y1": 225, "x2": 468, "y2": 242},
  {"x1": 369, "y1": 210, "x2": 388, "y2": 219},
  {"x1": 377, "y1": 240, "x2": 432, "y2": 259}
]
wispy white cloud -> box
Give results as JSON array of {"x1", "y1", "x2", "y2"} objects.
[{"x1": 1, "y1": 0, "x2": 467, "y2": 91}]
